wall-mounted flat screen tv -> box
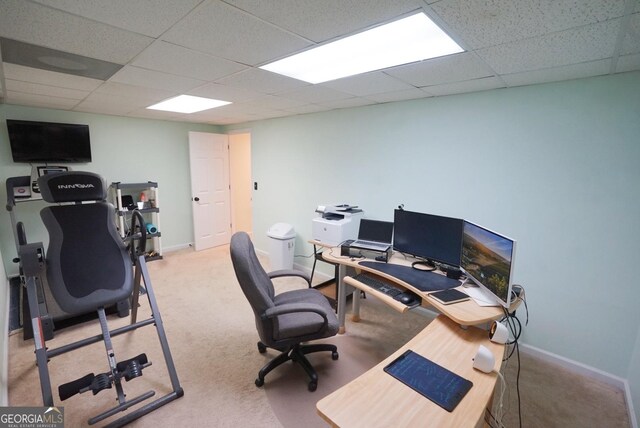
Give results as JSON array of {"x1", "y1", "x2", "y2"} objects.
[{"x1": 7, "y1": 119, "x2": 92, "y2": 163}]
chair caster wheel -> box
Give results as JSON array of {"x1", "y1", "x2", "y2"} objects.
[
  {"x1": 257, "y1": 342, "x2": 267, "y2": 353},
  {"x1": 308, "y1": 381, "x2": 317, "y2": 392},
  {"x1": 255, "y1": 378, "x2": 264, "y2": 387},
  {"x1": 332, "y1": 351, "x2": 339, "y2": 360}
]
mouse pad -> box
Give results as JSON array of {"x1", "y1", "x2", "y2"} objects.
[{"x1": 383, "y1": 350, "x2": 473, "y2": 412}]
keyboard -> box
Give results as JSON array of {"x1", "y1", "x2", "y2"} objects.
[
  {"x1": 350, "y1": 240, "x2": 390, "y2": 251},
  {"x1": 359, "y1": 261, "x2": 461, "y2": 292},
  {"x1": 351, "y1": 273, "x2": 420, "y2": 307}
]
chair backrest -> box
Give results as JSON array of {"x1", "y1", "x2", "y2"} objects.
[
  {"x1": 230, "y1": 232, "x2": 276, "y2": 340},
  {"x1": 38, "y1": 171, "x2": 132, "y2": 314}
]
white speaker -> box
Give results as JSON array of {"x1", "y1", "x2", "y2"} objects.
[
  {"x1": 490, "y1": 321, "x2": 509, "y2": 344},
  {"x1": 473, "y1": 345, "x2": 495, "y2": 373}
]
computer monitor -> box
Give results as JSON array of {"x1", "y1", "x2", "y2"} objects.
[
  {"x1": 393, "y1": 209, "x2": 463, "y2": 267},
  {"x1": 460, "y1": 221, "x2": 516, "y2": 308}
]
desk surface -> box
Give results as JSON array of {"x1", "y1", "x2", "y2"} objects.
[
  {"x1": 316, "y1": 315, "x2": 503, "y2": 428},
  {"x1": 321, "y1": 246, "x2": 519, "y2": 326}
]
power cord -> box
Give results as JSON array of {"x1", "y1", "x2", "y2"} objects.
[{"x1": 502, "y1": 306, "x2": 523, "y2": 428}]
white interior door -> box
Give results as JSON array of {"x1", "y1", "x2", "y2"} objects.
[{"x1": 189, "y1": 131, "x2": 231, "y2": 251}]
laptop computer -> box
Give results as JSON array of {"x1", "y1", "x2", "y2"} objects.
[{"x1": 351, "y1": 219, "x2": 393, "y2": 252}]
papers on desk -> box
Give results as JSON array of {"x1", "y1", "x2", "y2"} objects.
[{"x1": 462, "y1": 286, "x2": 500, "y2": 307}]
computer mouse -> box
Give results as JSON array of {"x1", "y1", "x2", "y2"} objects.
[{"x1": 400, "y1": 295, "x2": 414, "y2": 304}]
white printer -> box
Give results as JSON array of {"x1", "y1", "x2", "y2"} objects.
[{"x1": 312, "y1": 204, "x2": 364, "y2": 246}]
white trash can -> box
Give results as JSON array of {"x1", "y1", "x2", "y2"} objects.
[{"x1": 267, "y1": 223, "x2": 296, "y2": 270}]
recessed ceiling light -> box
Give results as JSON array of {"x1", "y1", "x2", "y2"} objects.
[
  {"x1": 147, "y1": 95, "x2": 231, "y2": 114},
  {"x1": 260, "y1": 12, "x2": 464, "y2": 84}
]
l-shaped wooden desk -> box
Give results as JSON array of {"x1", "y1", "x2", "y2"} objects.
[
  {"x1": 314, "y1": 242, "x2": 521, "y2": 427},
  {"x1": 318, "y1": 243, "x2": 516, "y2": 332}
]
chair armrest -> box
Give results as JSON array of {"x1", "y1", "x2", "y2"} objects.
[
  {"x1": 262, "y1": 302, "x2": 329, "y2": 326},
  {"x1": 267, "y1": 269, "x2": 312, "y2": 287}
]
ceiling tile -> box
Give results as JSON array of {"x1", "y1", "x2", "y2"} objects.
[
  {"x1": 431, "y1": 0, "x2": 627, "y2": 49},
  {"x1": 73, "y1": 98, "x2": 137, "y2": 115},
  {"x1": 385, "y1": 52, "x2": 495, "y2": 87},
  {"x1": 277, "y1": 85, "x2": 353, "y2": 103},
  {"x1": 0, "y1": 0, "x2": 153, "y2": 64},
  {"x1": 215, "y1": 68, "x2": 309, "y2": 94},
  {"x1": 188, "y1": 82, "x2": 264, "y2": 103},
  {"x1": 161, "y1": 1, "x2": 311, "y2": 66},
  {"x1": 93, "y1": 81, "x2": 177, "y2": 102},
  {"x1": 32, "y1": 0, "x2": 202, "y2": 38},
  {"x1": 237, "y1": 94, "x2": 309, "y2": 110},
  {"x1": 5, "y1": 91, "x2": 80, "y2": 109},
  {"x1": 423, "y1": 76, "x2": 504, "y2": 97},
  {"x1": 365, "y1": 87, "x2": 432, "y2": 103},
  {"x1": 126, "y1": 108, "x2": 186, "y2": 121},
  {"x1": 131, "y1": 41, "x2": 247, "y2": 82},
  {"x1": 316, "y1": 97, "x2": 377, "y2": 109},
  {"x1": 621, "y1": 13, "x2": 640, "y2": 55},
  {"x1": 501, "y1": 59, "x2": 612, "y2": 87},
  {"x1": 224, "y1": 0, "x2": 426, "y2": 42},
  {"x1": 281, "y1": 104, "x2": 331, "y2": 115},
  {"x1": 2, "y1": 63, "x2": 103, "y2": 91},
  {"x1": 477, "y1": 19, "x2": 621, "y2": 74},
  {"x1": 109, "y1": 65, "x2": 205, "y2": 92},
  {"x1": 616, "y1": 53, "x2": 640, "y2": 72},
  {"x1": 5, "y1": 79, "x2": 90, "y2": 100},
  {"x1": 320, "y1": 71, "x2": 416, "y2": 96}
]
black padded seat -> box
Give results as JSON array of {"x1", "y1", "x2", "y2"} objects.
[{"x1": 38, "y1": 171, "x2": 132, "y2": 314}]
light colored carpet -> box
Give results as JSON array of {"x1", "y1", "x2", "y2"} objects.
[{"x1": 8, "y1": 245, "x2": 631, "y2": 427}]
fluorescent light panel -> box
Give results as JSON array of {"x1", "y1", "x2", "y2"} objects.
[
  {"x1": 260, "y1": 12, "x2": 464, "y2": 84},
  {"x1": 147, "y1": 95, "x2": 230, "y2": 113}
]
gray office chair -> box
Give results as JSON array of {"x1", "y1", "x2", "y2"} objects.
[
  {"x1": 18, "y1": 171, "x2": 183, "y2": 427},
  {"x1": 230, "y1": 231, "x2": 339, "y2": 391}
]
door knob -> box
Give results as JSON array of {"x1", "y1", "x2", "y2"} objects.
[{"x1": 193, "y1": 197, "x2": 200, "y2": 202}]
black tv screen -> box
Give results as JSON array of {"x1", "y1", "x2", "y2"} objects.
[
  {"x1": 393, "y1": 209, "x2": 463, "y2": 267},
  {"x1": 7, "y1": 119, "x2": 92, "y2": 163}
]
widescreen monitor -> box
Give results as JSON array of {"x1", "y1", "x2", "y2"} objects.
[
  {"x1": 460, "y1": 221, "x2": 516, "y2": 308},
  {"x1": 393, "y1": 209, "x2": 463, "y2": 267},
  {"x1": 7, "y1": 119, "x2": 92, "y2": 163}
]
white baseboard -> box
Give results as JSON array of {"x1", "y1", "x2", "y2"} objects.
[
  {"x1": 163, "y1": 243, "x2": 193, "y2": 253},
  {"x1": 520, "y1": 343, "x2": 637, "y2": 428}
]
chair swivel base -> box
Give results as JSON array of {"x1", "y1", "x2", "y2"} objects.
[{"x1": 255, "y1": 341, "x2": 339, "y2": 392}]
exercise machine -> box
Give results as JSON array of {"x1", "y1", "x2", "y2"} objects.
[{"x1": 17, "y1": 171, "x2": 183, "y2": 427}]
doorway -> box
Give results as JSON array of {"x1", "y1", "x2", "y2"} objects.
[{"x1": 229, "y1": 132, "x2": 253, "y2": 238}]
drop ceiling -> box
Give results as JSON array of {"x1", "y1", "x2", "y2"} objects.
[{"x1": 0, "y1": 0, "x2": 638, "y2": 125}]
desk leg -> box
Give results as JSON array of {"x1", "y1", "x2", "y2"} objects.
[
  {"x1": 351, "y1": 286, "x2": 361, "y2": 322},
  {"x1": 336, "y1": 264, "x2": 347, "y2": 334}
]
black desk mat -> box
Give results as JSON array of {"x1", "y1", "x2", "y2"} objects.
[{"x1": 359, "y1": 261, "x2": 460, "y2": 292}]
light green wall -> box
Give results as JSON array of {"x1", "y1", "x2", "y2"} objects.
[
  {"x1": 0, "y1": 105, "x2": 221, "y2": 277},
  {"x1": 1, "y1": 73, "x2": 639, "y2": 420},
  {"x1": 227, "y1": 71, "x2": 640, "y2": 381}
]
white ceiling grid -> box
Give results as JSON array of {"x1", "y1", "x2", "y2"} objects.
[{"x1": 0, "y1": 0, "x2": 637, "y2": 124}]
